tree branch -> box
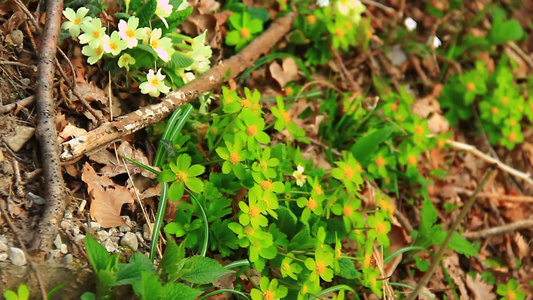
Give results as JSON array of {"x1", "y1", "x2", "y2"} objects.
[{"x1": 59, "y1": 13, "x2": 295, "y2": 161}]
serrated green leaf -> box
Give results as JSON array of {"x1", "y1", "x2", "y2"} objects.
[
  {"x1": 419, "y1": 198, "x2": 437, "y2": 237},
  {"x1": 350, "y1": 126, "x2": 395, "y2": 166},
  {"x1": 136, "y1": 0, "x2": 157, "y2": 27},
  {"x1": 113, "y1": 253, "x2": 155, "y2": 286},
  {"x1": 160, "y1": 236, "x2": 186, "y2": 277},
  {"x1": 161, "y1": 282, "x2": 202, "y2": 300},
  {"x1": 335, "y1": 258, "x2": 359, "y2": 279},
  {"x1": 129, "y1": 0, "x2": 143, "y2": 12},
  {"x1": 85, "y1": 234, "x2": 111, "y2": 273},
  {"x1": 450, "y1": 233, "x2": 478, "y2": 257},
  {"x1": 139, "y1": 272, "x2": 162, "y2": 299},
  {"x1": 180, "y1": 256, "x2": 232, "y2": 284},
  {"x1": 165, "y1": 53, "x2": 194, "y2": 69}
]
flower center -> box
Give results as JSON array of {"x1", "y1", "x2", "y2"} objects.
[
  {"x1": 150, "y1": 78, "x2": 159, "y2": 87},
  {"x1": 509, "y1": 132, "x2": 517, "y2": 142},
  {"x1": 491, "y1": 107, "x2": 499, "y2": 115},
  {"x1": 263, "y1": 290, "x2": 274, "y2": 300},
  {"x1": 260, "y1": 180, "x2": 273, "y2": 190},
  {"x1": 335, "y1": 28, "x2": 344, "y2": 37},
  {"x1": 229, "y1": 152, "x2": 241, "y2": 164},
  {"x1": 306, "y1": 15, "x2": 316, "y2": 26},
  {"x1": 375, "y1": 222, "x2": 387, "y2": 234},
  {"x1": 239, "y1": 28, "x2": 251, "y2": 39},
  {"x1": 241, "y1": 99, "x2": 252, "y2": 107},
  {"x1": 95, "y1": 47, "x2": 102, "y2": 55},
  {"x1": 110, "y1": 42, "x2": 118, "y2": 50},
  {"x1": 375, "y1": 157, "x2": 385, "y2": 167},
  {"x1": 281, "y1": 111, "x2": 291, "y2": 123},
  {"x1": 73, "y1": 18, "x2": 82, "y2": 25},
  {"x1": 390, "y1": 102, "x2": 398, "y2": 111},
  {"x1": 466, "y1": 82, "x2": 476, "y2": 91},
  {"x1": 343, "y1": 167, "x2": 355, "y2": 180},
  {"x1": 306, "y1": 198, "x2": 317, "y2": 211},
  {"x1": 175, "y1": 171, "x2": 187, "y2": 183},
  {"x1": 316, "y1": 261, "x2": 327, "y2": 275},
  {"x1": 314, "y1": 185, "x2": 323, "y2": 195},
  {"x1": 248, "y1": 206, "x2": 260, "y2": 218},
  {"x1": 501, "y1": 97, "x2": 508, "y2": 104},
  {"x1": 244, "y1": 226, "x2": 255, "y2": 235},
  {"x1": 260, "y1": 161, "x2": 268, "y2": 170},
  {"x1": 126, "y1": 29, "x2": 135, "y2": 38},
  {"x1": 92, "y1": 30, "x2": 100, "y2": 38},
  {"x1": 510, "y1": 120, "x2": 516, "y2": 127},
  {"x1": 407, "y1": 155, "x2": 417, "y2": 165},
  {"x1": 283, "y1": 262, "x2": 291, "y2": 271},
  {"x1": 246, "y1": 125, "x2": 257, "y2": 136},
  {"x1": 151, "y1": 40, "x2": 159, "y2": 49},
  {"x1": 414, "y1": 125, "x2": 424, "y2": 135},
  {"x1": 506, "y1": 291, "x2": 516, "y2": 300},
  {"x1": 342, "y1": 205, "x2": 353, "y2": 217}
]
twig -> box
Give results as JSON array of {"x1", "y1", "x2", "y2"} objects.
[
  {"x1": 0, "y1": 95, "x2": 35, "y2": 114},
  {"x1": 454, "y1": 187, "x2": 533, "y2": 203},
  {"x1": 463, "y1": 218, "x2": 533, "y2": 240},
  {"x1": 361, "y1": 0, "x2": 395, "y2": 14},
  {"x1": 445, "y1": 139, "x2": 533, "y2": 188},
  {"x1": 0, "y1": 60, "x2": 36, "y2": 69},
  {"x1": 31, "y1": 0, "x2": 66, "y2": 257},
  {"x1": 60, "y1": 13, "x2": 296, "y2": 161},
  {"x1": 406, "y1": 166, "x2": 496, "y2": 300},
  {"x1": 330, "y1": 43, "x2": 361, "y2": 91},
  {"x1": 0, "y1": 199, "x2": 48, "y2": 299},
  {"x1": 507, "y1": 42, "x2": 533, "y2": 69}
]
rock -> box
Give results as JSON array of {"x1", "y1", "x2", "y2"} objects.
[
  {"x1": 0, "y1": 253, "x2": 8, "y2": 261},
  {"x1": 3, "y1": 125, "x2": 35, "y2": 152},
  {"x1": 108, "y1": 228, "x2": 119, "y2": 237},
  {"x1": 64, "y1": 209, "x2": 73, "y2": 219},
  {"x1": 120, "y1": 232, "x2": 138, "y2": 251},
  {"x1": 96, "y1": 230, "x2": 110, "y2": 242},
  {"x1": 63, "y1": 254, "x2": 73, "y2": 265},
  {"x1": 75, "y1": 234, "x2": 86, "y2": 242},
  {"x1": 143, "y1": 223, "x2": 153, "y2": 241},
  {"x1": 89, "y1": 222, "x2": 101, "y2": 231},
  {"x1": 386, "y1": 44, "x2": 407, "y2": 67},
  {"x1": 70, "y1": 225, "x2": 80, "y2": 236},
  {"x1": 135, "y1": 232, "x2": 144, "y2": 244},
  {"x1": 0, "y1": 241, "x2": 7, "y2": 252},
  {"x1": 60, "y1": 244, "x2": 68, "y2": 254},
  {"x1": 53, "y1": 235, "x2": 63, "y2": 250},
  {"x1": 8, "y1": 247, "x2": 26, "y2": 266},
  {"x1": 25, "y1": 192, "x2": 45, "y2": 205},
  {"x1": 103, "y1": 238, "x2": 118, "y2": 253},
  {"x1": 119, "y1": 216, "x2": 132, "y2": 232}
]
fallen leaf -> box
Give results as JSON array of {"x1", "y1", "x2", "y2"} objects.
[
  {"x1": 466, "y1": 274, "x2": 496, "y2": 300},
  {"x1": 269, "y1": 57, "x2": 299, "y2": 89},
  {"x1": 82, "y1": 162, "x2": 134, "y2": 228},
  {"x1": 94, "y1": 141, "x2": 158, "y2": 179},
  {"x1": 58, "y1": 123, "x2": 88, "y2": 143},
  {"x1": 514, "y1": 232, "x2": 530, "y2": 259}
]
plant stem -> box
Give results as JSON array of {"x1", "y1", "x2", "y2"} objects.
[{"x1": 405, "y1": 165, "x2": 496, "y2": 300}]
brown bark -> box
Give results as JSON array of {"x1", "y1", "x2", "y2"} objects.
[
  {"x1": 32, "y1": 0, "x2": 66, "y2": 257},
  {"x1": 59, "y1": 12, "x2": 295, "y2": 162}
]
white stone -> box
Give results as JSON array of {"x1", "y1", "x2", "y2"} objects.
[
  {"x1": 60, "y1": 244, "x2": 68, "y2": 254},
  {"x1": 54, "y1": 235, "x2": 63, "y2": 250},
  {"x1": 4, "y1": 126, "x2": 35, "y2": 152},
  {"x1": 8, "y1": 247, "x2": 26, "y2": 266},
  {"x1": 143, "y1": 223, "x2": 153, "y2": 241},
  {"x1": 0, "y1": 240, "x2": 7, "y2": 252},
  {"x1": 63, "y1": 254, "x2": 73, "y2": 265},
  {"x1": 103, "y1": 238, "x2": 118, "y2": 253},
  {"x1": 120, "y1": 232, "x2": 138, "y2": 251},
  {"x1": 108, "y1": 228, "x2": 119, "y2": 237},
  {"x1": 119, "y1": 216, "x2": 132, "y2": 232},
  {"x1": 97, "y1": 230, "x2": 110, "y2": 242},
  {"x1": 0, "y1": 253, "x2": 8, "y2": 261},
  {"x1": 63, "y1": 209, "x2": 73, "y2": 219},
  {"x1": 89, "y1": 222, "x2": 101, "y2": 231},
  {"x1": 75, "y1": 234, "x2": 86, "y2": 242},
  {"x1": 135, "y1": 232, "x2": 144, "y2": 244}
]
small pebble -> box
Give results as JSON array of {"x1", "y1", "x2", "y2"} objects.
[
  {"x1": 119, "y1": 216, "x2": 132, "y2": 232},
  {"x1": 108, "y1": 228, "x2": 119, "y2": 237},
  {"x1": 89, "y1": 222, "x2": 101, "y2": 231},
  {"x1": 63, "y1": 254, "x2": 73, "y2": 265},
  {"x1": 135, "y1": 232, "x2": 144, "y2": 244},
  {"x1": 97, "y1": 230, "x2": 110, "y2": 242},
  {"x1": 0, "y1": 253, "x2": 8, "y2": 261},
  {"x1": 26, "y1": 192, "x2": 45, "y2": 205},
  {"x1": 0, "y1": 240, "x2": 8, "y2": 252},
  {"x1": 70, "y1": 226, "x2": 80, "y2": 236},
  {"x1": 143, "y1": 223, "x2": 153, "y2": 241},
  {"x1": 53, "y1": 235, "x2": 63, "y2": 250},
  {"x1": 120, "y1": 232, "x2": 138, "y2": 251},
  {"x1": 60, "y1": 244, "x2": 68, "y2": 254},
  {"x1": 75, "y1": 234, "x2": 86, "y2": 242},
  {"x1": 103, "y1": 238, "x2": 118, "y2": 253},
  {"x1": 9, "y1": 247, "x2": 26, "y2": 266},
  {"x1": 64, "y1": 209, "x2": 73, "y2": 219},
  {"x1": 60, "y1": 220, "x2": 72, "y2": 231}
]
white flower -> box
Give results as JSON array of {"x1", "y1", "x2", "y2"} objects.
[
  {"x1": 178, "y1": 70, "x2": 196, "y2": 84},
  {"x1": 81, "y1": 44, "x2": 104, "y2": 65},
  {"x1": 79, "y1": 18, "x2": 106, "y2": 48},
  {"x1": 155, "y1": 0, "x2": 173, "y2": 28},
  {"x1": 102, "y1": 31, "x2": 127, "y2": 56},
  {"x1": 177, "y1": 0, "x2": 189, "y2": 11},
  {"x1": 335, "y1": 0, "x2": 366, "y2": 25},
  {"x1": 431, "y1": 36, "x2": 442, "y2": 48},
  {"x1": 292, "y1": 165, "x2": 307, "y2": 187},
  {"x1": 149, "y1": 28, "x2": 174, "y2": 62},
  {"x1": 117, "y1": 17, "x2": 146, "y2": 48},
  {"x1": 139, "y1": 69, "x2": 170, "y2": 97},
  {"x1": 404, "y1": 17, "x2": 417, "y2": 32},
  {"x1": 317, "y1": 0, "x2": 329, "y2": 7},
  {"x1": 118, "y1": 53, "x2": 136, "y2": 71},
  {"x1": 186, "y1": 31, "x2": 212, "y2": 73},
  {"x1": 61, "y1": 7, "x2": 91, "y2": 37}
]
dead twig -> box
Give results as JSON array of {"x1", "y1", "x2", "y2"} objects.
[
  {"x1": 0, "y1": 95, "x2": 35, "y2": 114},
  {"x1": 59, "y1": 13, "x2": 296, "y2": 161},
  {"x1": 31, "y1": 0, "x2": 66, "y2": 258},
  {"x1": 406, "y1": 166, "x2": 496, "y2": 300},
  {"x1": 445, "y1": 139, "x2": 533, "y2": 188},
  {"x1": 463, "y1": 218, "x2": 533, "y2": 239},
  {"x1": 0, "y1": 199, "x2": 48, "y2": 299},
  {"x1": 330, "y1": 43, "x2": 361, "y2": 91},
  {"x1": 454, "y1": 187, "x2": 533, "y2": 203}
]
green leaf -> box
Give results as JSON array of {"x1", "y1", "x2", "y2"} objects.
[
  {"x1": 289, "y1": 227, "x2": 316, "y2": 251},
  {"x1": 136, "y1": 0, "x2": 157, "y2": 27},
  {"x1": 275, "y1": 206, "x2": 298, "y2": 239},
  {"x1": 160, "y1": 235, "x2": 186, "y2": 277},
  {"x1": 487, "y1": 8, "x2": 524, "y2": 45},
  {"x1": 113, "y1": 253, "x2": 156, "y2": 286},
  {"x1": 335, "y1": 258, "x2": 359, "y2": 279},
  {"x1": 17, "y1": 284, "x2": 29, "y2": 300},
  {"x1": 127, "y1": 47, "x2": 156, "y2": 69},
  {"x1": 180, "y1": 256, "x2": 232, "y2": 284},
  {"x1": 165, "y1": 53, "x2": 194, "y2": 69},
  {"x1": 129, "y1": 0, "x2": 143, "y2": 12},
  {"x1": 449, "y1": 233, "x2": 478, "y2": 257},
  {"x1": 350, "y1": 126, "x2": 395, "y2": 165},
  {"x1": 85, "y1": 234, "x2": 112, "y2": 273},
  {"x1": 80, "y1": 292, "x2": 96, "y2": 300},
  {"x1": 419, "y1": 198, "x2": 437, "y2": 237},
  {"x1": 3, "y1": 290, "x2": 18, "y2": 300},
  {"x1": 139, "y1": 272, "x2": 162, "y2": 299},
  {"x1": 159, "y1": 7, "x2": 194, "y2": 35},
  {"x1": 161, "y1": 282, "x2": 202, "y2": 300},
  {"x1": 247, "y1": 7, "x2": 269, "y2": 22},
  {"x1": 288, "y1": 29, "x2": 310, "y2": 45}
]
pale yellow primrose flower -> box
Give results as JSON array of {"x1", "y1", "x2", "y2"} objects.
[
  {"x1": 118, "y1": 53, "x2": 136, "y2": 71},
  {"x1": 292, "y1": 165, "x2": 307, "y2": 187},
  {"x1": 61, "y1": 7, "x2": 91, "y2": 37},
  {"x1": 139, "y1": 69, "x2": 170, "y2": 97},
  {"x1": 155, "y1": 0, "x2": 173, "y2": 28},
  {"x1": 186, "y1": 31, "x2": 212, "y2": 73},
  {"x1": 335, "y1": 0, "x2": 366, "y2": 24},
  {"x1": 81, "y1": 44, "x2": 104, "y2": 65},
  {"x1": 177, "y1": 0, "x2": 189, "y2": 10},
  {"x1": 118, "y1": 17, "x2": 146, "y2": 48},
  {"x1": 79, "y1": 18, "x2": 106, "y2": 48},
  {"x1": 149, "y1": 28, "x2": 174, "y2": 62},
  {"x1": 102, "y1": 31, "x2": 127, "y2": 56}
]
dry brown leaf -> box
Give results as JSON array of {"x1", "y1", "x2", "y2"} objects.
[
  {"x1": 466, "y1": 274, "x2": 496, "y2": 300},
  {"x1": 269, "y1": 57, "x2": 299, "y2": 89},
  {"x1": 443, "y1": 254, "x2": 469, "y2": 300},
  {"x1": 58, "y1": 123, "x2": 88, "y2": 143},
  {"x1": 95, "y1": 141, "x2": 158, "y2": 179},
  {"x1": 514, "y1": 232, "x2": 529, "y2": 259},
  {"x1": 82, "y1": 162, "x2": 134, "y2": 228},
  {"x1": 427, "y1": 113, "x2": 450, "y2": 134}
]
